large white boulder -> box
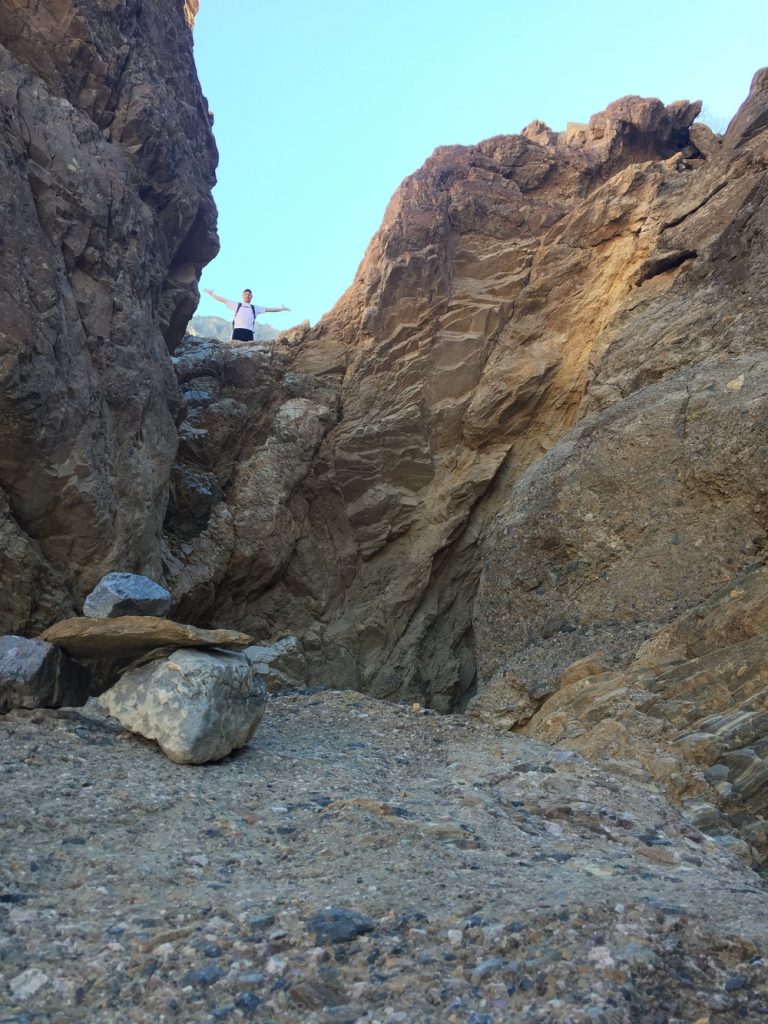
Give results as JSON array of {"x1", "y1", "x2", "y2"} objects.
[{"x1": 98, "y1": 648, "x2": 266, "y2": 764}]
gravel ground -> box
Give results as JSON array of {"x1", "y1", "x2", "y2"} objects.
[{"x1": 1, "y1": 690, "x2": 767, "y2": 1023}]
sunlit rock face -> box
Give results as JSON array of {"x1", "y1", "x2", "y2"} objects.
[
  {"x1": 170, "y1": 70, "x2": 768, "y2": 713},
  {"x1": 0, "y1": 0, "x2": 218, "y2": 632},
  {"x1": 184, "y1": 0, "x2": 200, "y2": 26}
]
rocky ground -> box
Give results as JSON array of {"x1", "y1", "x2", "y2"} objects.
[{"x1": 2, "y1": 691, "x2": 767, "y2": 1023}]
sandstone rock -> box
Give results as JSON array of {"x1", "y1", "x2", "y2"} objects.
[
  {"x1": 0, "y1": 635, "x2": 91, "y2": 712},
  {"x1": 243, "y1": 637, "x2": 309, "y2": 693},
  {"x1": 99, "y1": 648, "x2": 267, "y2": 764},
  {"x1": 83, "y1": 573, "x2": 172, "y2": 619},
  {"x1": 39, "y1": 616, "x2": 253, "y2": 660}
]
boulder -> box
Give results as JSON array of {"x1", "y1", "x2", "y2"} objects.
[
  {"x1": 243, "y1": 637, "x2": 309, "y2": 692},
  {"x1": 38, "y1": 616, "x2": 254, "y2": 660},
  {"x1": 98, "y1": 648, "x2": 267, "y2": 764},
  {"x1": 83, "y1": 573, "x2": 172, "y2": 619},
  {"x1": 0, "y1": 635, "x2": 91, "y2": 713}
]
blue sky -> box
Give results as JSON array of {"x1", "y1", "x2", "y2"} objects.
[{"x1": 193, "y1": 0, "x2": 767, "y2": 328}]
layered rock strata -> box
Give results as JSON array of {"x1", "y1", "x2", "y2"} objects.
[
  {"x1": 0, "y1": 0, "x2": 217, "y2": 633},
  {"x1": 168, "y1": 72, "x2": 768, "y2": 721}
]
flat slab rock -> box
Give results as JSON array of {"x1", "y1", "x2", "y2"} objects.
[
  {"x1": 38, "y1": 616, "x2": 254, "y2": 659},
  {"x1": 1, "y1": 690, "x2": 767, "y2": 1023}
]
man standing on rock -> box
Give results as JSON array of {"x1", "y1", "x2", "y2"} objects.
[{"x1": 203, "y1": 287, "x2": 290, "y2": 341}]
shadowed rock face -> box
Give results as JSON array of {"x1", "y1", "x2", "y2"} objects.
[
  {"x1": 169, "y1": 72, "x2": 768, "y2": 715},
  {"x1": 0, "y1": 0, "x2": 218, "y2": 632}
]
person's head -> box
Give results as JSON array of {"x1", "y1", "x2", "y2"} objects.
[{"x1": 242, "y1": 289, "x2": 253, "y2": 301}]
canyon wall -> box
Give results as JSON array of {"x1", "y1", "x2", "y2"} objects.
[
  {"x1": 1, "y1": 5, "x2": 767, "y2": 857},
  {"x1": 0, "y1": 0, "x2": 217, "y2": 633},
  {"x1": 169, "y1": 72, "x2": 768, "y2": 716}
]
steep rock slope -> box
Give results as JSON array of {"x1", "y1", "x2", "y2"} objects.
[
  {"x1": 0, "y1": 0, "x2": 217, "y2": 633},
  {"x1": 172, "y1": 72, "x2": 768, "y2": 716}
]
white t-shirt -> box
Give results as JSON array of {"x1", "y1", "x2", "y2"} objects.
[{"x1": 223, "y1": 298, "x2": 267, "y2": 331}]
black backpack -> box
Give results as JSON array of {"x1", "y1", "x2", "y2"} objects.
[{"x1": 233, "y1": 302, "x2": 256, "y2": 326}]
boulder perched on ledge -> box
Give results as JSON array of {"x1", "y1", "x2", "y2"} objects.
[
  {"x1": 98, "y1": 648, "x2": 267, "y2": 764},
  {"x1": 83, "y1": 573, "x2": 172, "y2": 620}
]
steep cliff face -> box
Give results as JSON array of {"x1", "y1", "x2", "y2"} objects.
[
  {"x1": 171, "y1": 72, "x2": 768, "y2": 717},
  {"x1": 0, "y1": 0, "x2": 218, "y2": 633}
]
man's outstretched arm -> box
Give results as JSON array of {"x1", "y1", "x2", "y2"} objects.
[
  {"x1": 262, "y1": 305, "x2": 290, "y2": 313},
  {"x1": 203, "y1": 288, "x2": 234, "y2": 307}
]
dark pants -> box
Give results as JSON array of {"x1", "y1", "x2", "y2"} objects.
[{"x1": 231, "y1": 328, "x2": 254, "y2": 341}]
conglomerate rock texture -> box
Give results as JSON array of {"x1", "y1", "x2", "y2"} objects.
[
  {"x1": 0, "y1": 0, "x2": 217, "y2": 633},
  {"x1": 3, "y1": 693, "x2": 768, "y2": 1022}
]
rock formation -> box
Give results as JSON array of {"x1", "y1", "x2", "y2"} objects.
[
  {"x1": 39, "y1": 615, "x2": 253, "y2": 660},
  {"x1": 2, "y1": 4, "x2": 768, "y2": 1015},
  {"x1": 0, "y1": 634, "x2": 90, "y2": 711},
  {"x1": 167, "y1": 71, "x2": 768, "y2": 720},
  {"x1": 0, "y1": 0, "x2": 217, "y2": 634},
  {"x1": 154, "y1": 69, "x2": 768, "y2": 855},
  {"x1": 83, "y1": 572, "x2": 172, "y2": 619}
]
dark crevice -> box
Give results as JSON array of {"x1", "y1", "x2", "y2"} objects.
[{"x1": 634, "y1": 250, "x2": 698, "y2": 285}]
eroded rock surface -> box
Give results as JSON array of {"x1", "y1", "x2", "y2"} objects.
[
  {"x1": 0, "y1": 0, "x2": 217, "y2": 633},
  {"x1": 517, "y1": 570, "x2": 768, "y2": 859},
  {"x1": 473, "y1": 355, "x2": 768, "y2": 700},
  {"x1": 165, "y1": 71, "x2": 768, "y2": 722}
]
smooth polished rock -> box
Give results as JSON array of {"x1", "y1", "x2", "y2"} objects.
[{"x1": 98, "y1": 648, "x2": 267, "y2": 764}]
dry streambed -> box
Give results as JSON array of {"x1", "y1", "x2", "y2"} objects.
[{"x1": 1, "y1": 691, "x2": 767, "y2": 1023}]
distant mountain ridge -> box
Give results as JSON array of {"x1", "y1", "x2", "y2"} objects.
[{"x1": 188, "y1": 314, "x2": 279, "y2": 342}]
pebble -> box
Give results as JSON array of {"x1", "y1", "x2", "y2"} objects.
[
  {"x1": 9, "y1": 968, "x2": 50, "y2": 999},
  {"x1": 307, "y1": 908, "x2": 375, "y2": 945}
]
